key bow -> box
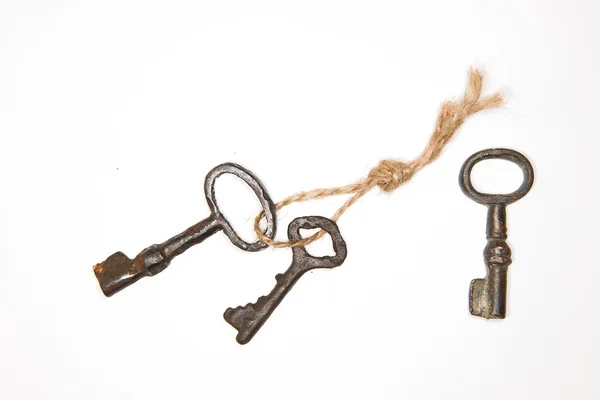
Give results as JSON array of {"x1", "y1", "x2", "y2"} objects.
[{"x1": 459, "y1": 148, "x2": 534, "y2": 319}]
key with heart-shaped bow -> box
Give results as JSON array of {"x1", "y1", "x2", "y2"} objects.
[{"x1": 224, "y1": 216, "x2": 347, "y2": 344}]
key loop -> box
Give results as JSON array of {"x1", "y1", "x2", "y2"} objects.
[
  {"x1": 459, "y1": 148, "x2": 534, "y2": 206},
  {"x1": 287, "y1": 216, "x2": 348, "y2": 269},
  {"x1": 204, "y1": 163, "x2": 277, "y2": 252}
]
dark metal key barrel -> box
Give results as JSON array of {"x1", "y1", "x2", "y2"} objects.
[{"x1": 93, "y1": 163, "x2": 277, "y2": 297}]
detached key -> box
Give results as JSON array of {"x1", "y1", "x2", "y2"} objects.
[
  {"x1": 93, "y1": 163, "x2": 277, "y2": 297},
  {"x1": 224, "y1": 216, "x2": 348, "y2": 344},
  {"x1": 459, "y1": 148, "x2": 534, "y2": 319}
]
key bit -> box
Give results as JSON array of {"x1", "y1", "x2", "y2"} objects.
[
  {"x1": 224, "y1": 216, "x2": 348, "y2": 345},
  {"x1": 459, "y1": 148, "x2": 534, "y2": 319},
  {"x1": 93, "y1": 163, "x2": 277, "y2": 297}
]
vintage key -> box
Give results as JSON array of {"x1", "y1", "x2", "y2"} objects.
[
  {"x1": 459, "y1": 148, "x2": 534, "y2": 319},
  {"x1": 224, "y1": 216, "x2": 347, "y2": 344},
  {"x1": 93, "y1": 163, "x2": 277, "y2": 297}
]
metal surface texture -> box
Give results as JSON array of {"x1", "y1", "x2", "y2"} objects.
[
  {"x1": 459, "y1": 148, "x2": 534, "y2": 319},
  {"x1": 224, "y1": 216, "x2": 348, "y2": 345},
  {"x1": 93, "y1": 163, "x2": 277, "y2": 297}
]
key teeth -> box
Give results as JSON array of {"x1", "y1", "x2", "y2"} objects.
[
  {"x1": 469, "y1": 278, "x2": 486, "y2": 317},
  {"x1": 223, "y1": 306, "x2": 238, "y2": 323},
  {"x1": 254, "y1": 295, "x2": 268, "y2": 308},
  {"x1": 470, "y1": 277, "x2": 504, "y2": 319},
  {"x1": 223, "y1": 304, "x2": 258, "y2": 331},
  {"x1": 224, "y1": 272, "x2": 295, "y2": 344},
  {"x1": 224, "y1": 296, "x2": 271, "y2": 344},
  {"x1": 93, "y1": 251, "x2": 140, "y2": 297}
]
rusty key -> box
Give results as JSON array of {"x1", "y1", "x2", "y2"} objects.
[
  {"x1": 224, "y1": 216, "x2": 347, "y2": 344},
  {"x1": 459, "y1": 148, "x2": 534, "y2": 319},
  {"x1": 93, "y1": 163, "x2": 277, "y2": 297}
]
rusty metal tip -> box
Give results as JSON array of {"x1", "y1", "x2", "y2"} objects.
[
  {"x1": 92, "y1": 251, "x2": 145, "y2": 297},
  {"x1": 93, "y1": 264, "x2": 113, "y2": 297},
  {"x1": 93, "y1": 262, "x2": 104, "y2": 274}
]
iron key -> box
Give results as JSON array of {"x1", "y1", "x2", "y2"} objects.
[
  {"x1": 459, "y1": 148, "x2": 534, "y2": 319},
  {"x1": 93, "y1": 163, "x2": 277, "y2": 297},
  {"x1": 224, "y1": 216, "x2": 347, "y2": 344}
]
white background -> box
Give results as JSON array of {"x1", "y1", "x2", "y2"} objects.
[{"x1": 1, "y1": 1, "x2": 599, "y2": 399}]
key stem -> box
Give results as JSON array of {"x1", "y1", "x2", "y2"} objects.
[
  {"x1": 159, "y1": 216, "x2": 222, "y2": 260},
  {"x1": 486, "y1": 204, "x2": 507, "y2": 240},
  {"x1": 142, "y1": 216, "x2": 222, "y2": 276}
]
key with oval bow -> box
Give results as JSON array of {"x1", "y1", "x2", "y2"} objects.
[
  {"x1": 93, "y1": 163, "x2": 277, "y2": 297},
  {"x1": 459, "y1": 148, "x2": 534, "y2": 319}
]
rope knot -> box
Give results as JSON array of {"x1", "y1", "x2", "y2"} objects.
[{"x1": 368, "y1": 160, "x2": 414, "y2": 192}]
